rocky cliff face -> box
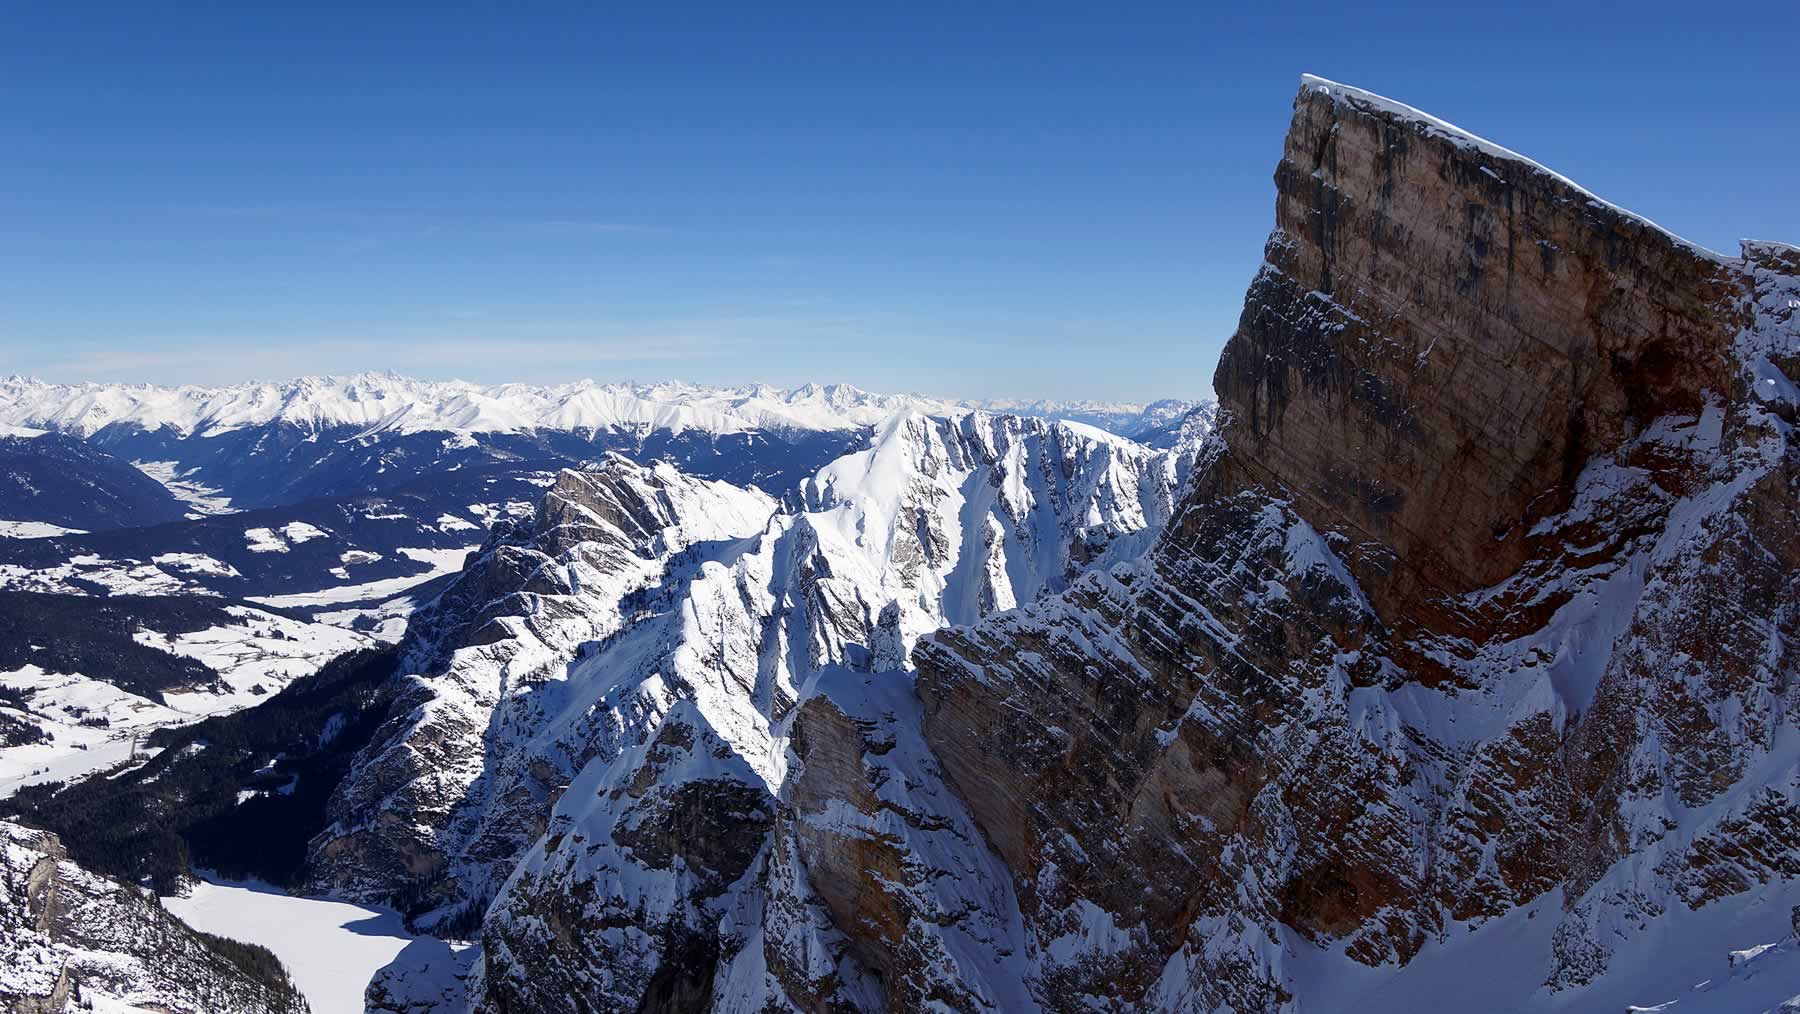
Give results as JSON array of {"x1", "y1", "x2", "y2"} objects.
[
  {"x1": 309, "y1": 413, "x2": 1188, "y2": 944},
  {"x1": 1214, "y1": 76, "x2": 1750, "y2": 630},
  {"x1": 0, "y1": 820, "x2": 308, "y2": 1013},
  {"x1": 912, "y1": 77, "x2": 1800, "y2": 1010},
  {"x1": 306, "y1": 456, "x2": 781, "y2": 919},
  {"x1": 322, "y1": 77, "x2": 1797, "y2": 1012}
]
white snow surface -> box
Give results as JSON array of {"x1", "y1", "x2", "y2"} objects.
[
  {"x1": 0, "y1": 519, "x2": 86, "y2": 539},
  {"x1": 0, "y1": 553, "x2": 205, "y2": 596},
  {"x1": 326, "y1": 411, "x2": 1199, "y2": 986},
  {"x1": 163, "y1": 877, "x2": 455, "y2": 1014},
  {"x1": 248, "y1": 545, "x2": 473, "y2": 608},
  {"x1": 1284, "y1": 884, "x2": 1800, "y2": 1013},
  {"x1": 0, "y1": 609, "x2": 372, "y2": 796},
  {"x1": 136, "y1": 605, "x2": 372, "y2": 713},
  {"x1": 132, "y1": 459, "x2": 236, "y2": 515},
  {"x1": 0, "y1": 664, "x2": 181, "y2": 795},
  {"x1": 0, "y1": 372, "x2": 1198, "y2": 440}
]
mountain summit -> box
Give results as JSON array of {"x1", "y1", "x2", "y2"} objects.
[
  {"x1": 2, "y1": 74, "x2": 1793, "y2": 1014},
  {"x1": 422, "y1": 75, "x2": 1798, "y2": 1012},
  {"x1": 0, "y1": 374, "x2": 1199, "y2": 442},
  {"x1": 910, "y1": 75, "x2": 1800, "y2": 1010}
]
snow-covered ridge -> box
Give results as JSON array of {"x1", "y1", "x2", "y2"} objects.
[
  {"x1": 305, "y1": 409, "x2": 1202, "y2": 926},
  {"x1": 1298, "y1": 74, "x2": 1728, "y2": 262},
  {"x1": 0, "y1": 373, "x2": 1201, "y2": 441}
]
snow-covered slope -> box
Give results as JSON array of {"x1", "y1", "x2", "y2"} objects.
[
  {"x1": 0, "y1": 432, "x2": 189, "y2": 533},
  {"x1": 0, "y1": 466, "x2": 549, "y2": 616},
  {"x1": 1, "y1": 820, "x2": 308, "y2": 1012},
  {"x1": 897, "y1": 81, "x2": 1800, "y2": 1013},
  {"x1": 162, "y1": 876, "x2": 461, "y2": 1014},
  {"x1": 305, "y1": 412, "x2": 1193, "y2": 939},
  {"x1": 288, "y1": 76, "x2": 1800, "y2": 1014},
  {"x1": 464, "y1": 414, "x2": 1192, "y2": 1009},
  {"x1": 0, "y1": 595, "x2": 374, "y2": 797},
  {"x1": 0, "y1": 375, "x2": 1206, "y2": 560}
]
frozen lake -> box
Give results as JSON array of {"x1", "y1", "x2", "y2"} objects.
[{"x1": 162, "y1": 877, "x2": 420, "y2": 1014}]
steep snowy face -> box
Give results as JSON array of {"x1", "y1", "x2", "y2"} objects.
[
  {"x1": 796, "y1": 411, "x2": 1193, "y2": 645},
  {"x1": 306, "y1": 411, "x2": 1187, "y2": 1002},
  {"x1": 0, "y1": 821, "x2": 308, "y2": 1013},
  {"x1": 908, "y1": 80, "x2": 1800, "y2": 1012},
  {"x1": 471, "y1": 413, "x2": 1186, "y2": 1010},
  {"x1": 308, "y1": 414, "x2": 1181, "y2": 907},
  {"x1": 306, "y1": 456, "x2": 779, "y2": 915}
]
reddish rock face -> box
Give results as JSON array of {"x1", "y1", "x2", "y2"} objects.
[
  {"x1": 915, "y1": 78, "x2": 1799, "y2": 1010},
  {"x1": 1215, "y1": 80, "x2": 1744, "y2": 619},
  {"x1": 383, "y1": 76, "x2": 1796, "y2": 1013}
]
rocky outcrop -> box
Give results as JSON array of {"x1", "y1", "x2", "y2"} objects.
[
  {"x1": 0, "y1": 820, "x2": 308, "y2": 1013},
  {"x1": 405, "y1": 413, "x2": 1185, "y2": 1009},
  {"x1": 315, "y1": 76, "x2": 1797, "y2": 1011},
  {"x1": 311, "y1": 413, "x2": 1187, "y2": 940},
  {"x1": 306, "y1": 456, "x2": 779, "y2": 919},
  {"x1": 1216, "y1": 77, "x2": 1751, "y2": 626},
  {"x1": 911, "y1": 77, "x2": 1800, "y2": 1010}
]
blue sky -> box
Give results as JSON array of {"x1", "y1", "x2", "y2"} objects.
[{"x1": 3, "y1": 3, "x2": 1796, "y2": 402}]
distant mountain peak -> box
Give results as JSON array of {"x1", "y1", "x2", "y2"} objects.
[{"x1": 0, "y1": 373, "x2": 1208, "y2": 441}]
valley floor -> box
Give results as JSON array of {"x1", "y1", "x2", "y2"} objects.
[{"x1": 161, "y1": 876, "x2": 465, "y2": 1014}]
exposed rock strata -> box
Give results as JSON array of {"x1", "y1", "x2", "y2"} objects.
[
  {"x1": 450, "y1": 416, "x2": 1186, "y2": 1010},
  {"x1": 913, "y1": 78, "x2": 1800, "y2": 1010},
  {"x1": 324, "y1": 76, "x2": 1797, "y2": 1012},
  {"x1": 311, "y1": 413, "x2": 1187, "y2": 939},
  {"x1": 0, "y1": 820, "x2": 308, "y2": 1013}
]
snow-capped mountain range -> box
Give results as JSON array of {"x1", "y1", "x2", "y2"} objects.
[
  {"x1": 315, "y1": 75, "x2": 1794, "y2": 1014},
  {"x1": 0, "y1": 375, "x2": 1206, "y2": 541},
  {"x1": 0, "y1": 373, "x2": 1199, "y2": 442},
  {"x1": 0, "y1": 394, "x2": 1213, "y2": 1012},
  {"x1": 4, "y1": 73, "x2": 1798, "y2": 1014},
  {"x1": 306, "y1": 411, "x2": 1198, "y2": 929}
]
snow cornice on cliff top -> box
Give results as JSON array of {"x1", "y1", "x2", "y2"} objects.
[{"x1": 1297, "y1": 74, "x2": 1730, "y2": 264}]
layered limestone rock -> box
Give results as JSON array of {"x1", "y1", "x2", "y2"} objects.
[
  {"x1": 469, "y1": 414, "x2": 1187, "y2": 1011},
  {"x1": 322, "y1": 76, "x2": 1796, "y2": 1011},
  {"x1": 0, "y1": 820, "x2": 308, "y2": 1013},
  {"x1": 1215, "y1": 76, "x2": 1748, "y2": 627},
  {"x1": 911, "y1": 77, "x2": 1800, "y2": 1011},
  {"x1": 311, "y1": 412, "x2": 1188, "y2": 948}
]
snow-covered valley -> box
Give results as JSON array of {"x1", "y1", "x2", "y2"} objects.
[
  {"x1": 0, "y1": 383, "x2": 1216, "y2": 1011},
  {"x1": 1, "y1": 65, "x2": 1797, "y2": 1014},
  {"x1": 163, "y1": 877, "x2": 471, "y2": 1014}
]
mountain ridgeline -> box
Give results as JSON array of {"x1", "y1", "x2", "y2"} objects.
[
  {"x1": 1, "y1": 74, "x2": 1795, "y2": 1014},
  {"x1": 313, "y1": 77, "x2": 1796, "y2": 1012},
  {"x1": 305, "y1": 412, "x2": 1196, "y2": 933}
]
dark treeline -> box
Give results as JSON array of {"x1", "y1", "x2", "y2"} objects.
[
  {"x1": 2, "y1": 644, "x2": 402, "y2": 893},
  {"x1": 0, "y1": 591, "x2": 242, "y2": 701},
  {"x1": 188, "y1": 924, "x2": 307, "y2": 1006}
]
